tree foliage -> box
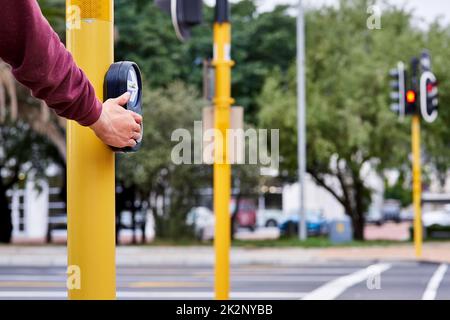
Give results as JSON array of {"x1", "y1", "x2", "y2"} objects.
[
  {"x1": 115, "y1": 0, "x2": 296, "y2": 122},
  {"x1": 2, "y1": 0, "x2": 449, "y2": 243},
  {"x1": 258, "y1": 0, "x2": 450, "y2": 239},
  {"x1": 116, "y1": 82, "x2": 210, "y2": 238},
  {"x1": 0, "y1": 121, "x2": 61, "y2": 242}
]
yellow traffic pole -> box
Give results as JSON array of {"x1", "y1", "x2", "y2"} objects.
[
  {"x1": 213, "y1": 0, "x2": 234, "y2": 300},
  {"x1": 411, "y1": 115, "x2": 423, "y2": 258},
  {"x1": 66, "y1": 0, "x2": 116, "y2": 299}
]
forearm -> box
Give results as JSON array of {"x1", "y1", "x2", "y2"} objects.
[{"x1": 0, "y1": 0, "x2": 102, "y2": 126}]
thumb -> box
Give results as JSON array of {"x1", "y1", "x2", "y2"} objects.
[{"x1": 115, "y1": 92, "x2": 131, "y2": 106}]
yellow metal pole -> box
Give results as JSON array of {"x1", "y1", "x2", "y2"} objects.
[
  {"x1": 213, "y1": 20, "x2": 234, "y2": 300},
  {"x1": 412, "y1": 115, "x2": 423, "y2": 258},
  {"x1": 66, "y1": 0, "x2": 116, "y2": 299}
]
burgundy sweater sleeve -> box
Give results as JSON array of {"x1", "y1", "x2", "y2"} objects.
[{"x1": 0, "y1": 0, "x2": 102, "y2": 126}]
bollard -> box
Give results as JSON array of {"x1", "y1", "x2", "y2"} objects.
[{"x1": 66, "y1": 0, "x2": 116, "y2": 300}]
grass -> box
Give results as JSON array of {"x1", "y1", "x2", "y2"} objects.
[
  {"x1": 3, "y1": 238, "x2": 450, "y2": 248},
  {"x1": 145, "y1": 237, "x2": 411, "y2": 248},
  {"x1": 147, "y1": 238, "x2": 212, "y2": 247},
  {"x1": 232, "y1": 237, "x2": 410, "y2": 248}
]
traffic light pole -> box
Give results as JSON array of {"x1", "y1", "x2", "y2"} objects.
[
  {"x1": 297, "y1": 0, "x2": 307, "y2": 241},
  {"x1": 66, "y1": 0, "x2": 116, "y2": 299},
  {"x1": 213, "y1": 0, "x2": 234, "y2": 300},
  {"x1": 411, "y1": 115, "x2": 423, "y2": 258}
]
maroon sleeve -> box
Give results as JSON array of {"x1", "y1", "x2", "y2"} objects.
[{"x1": 0, "y1": 0, "x2": 102, "y2": 126}]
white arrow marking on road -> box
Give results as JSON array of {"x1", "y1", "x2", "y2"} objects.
[
  {"x1": 422, "y1": 264, "x2": 448, "y2": 300},
  {"x1": 301, "y1": 263, "x2": 392, "y2": 300}
]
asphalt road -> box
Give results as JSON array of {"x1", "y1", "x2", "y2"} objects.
[{"x1": 0, "y1": 261, "x2": 449, "y2": 300}]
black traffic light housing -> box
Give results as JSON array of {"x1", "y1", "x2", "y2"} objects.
[
  {"x1": 215, "y1": 0, "x2": 230, "y2": 22},
  {"x1": 420, "y1": 71, "x2": 439, "y2": 123},
  {"x1": 389, "y1": 51, "x2": 439, "y2": 123},
  {"x1": 104, "y1": 61, "x2": 143, "y2": 153},
  {"x1": 389, "y1": 62, "x2": 406, "y2": 118},
  {"x1": 418, "y1": 50, "x2": 438, "y2": 123},
  {"x1": 155, "y1": 0, "x2": 203, "y2": 41}
]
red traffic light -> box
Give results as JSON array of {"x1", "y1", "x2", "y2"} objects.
[{"x1": 406, "y1": 90, "x2": 416, "y2": 104}]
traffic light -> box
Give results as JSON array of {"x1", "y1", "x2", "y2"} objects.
[
  {"x1": 406, "y1": 90, "x2": 416, "y2": 104},
  {"x1": 420, "y1": 71, "x2": 439, "y2": 123},
  {"x1": 155, "y1": 0, "x2": 203, "y2": 41},
  {"x1": 405, "y1": 89, "x2": 418, "y2": 115},
  {"x1": 389, "y1": 62, "x2": 406, "y2": 118}
]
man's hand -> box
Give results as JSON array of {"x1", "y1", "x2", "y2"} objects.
[{"x1": 90, "y1": 92, "x2": 142, "y2": 148}]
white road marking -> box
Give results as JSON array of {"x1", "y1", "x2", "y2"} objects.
[
  {"x1": 0, "y1": 291, "x2": 306, "y2": 299},
  {"x1": 422, "y1": 264, "x2": 448, "y2": 300},
  {"x1": 302, "y1": 263, "x2": 392, "y2": 300}
]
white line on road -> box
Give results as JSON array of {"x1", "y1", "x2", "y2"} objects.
[
  {"x1": 0, "y1": 291, "x2": 306, "y2": 300},
  {"x1": 301, "y1": 263, "x2": 392, "y2": 300},
  {"x1": 422, "y1": 264, "x2": 448, "y2": 300}
]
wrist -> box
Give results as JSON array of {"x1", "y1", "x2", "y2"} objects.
[{"x1": 89, "y1": 108, "x2": 105, "y2": 133}]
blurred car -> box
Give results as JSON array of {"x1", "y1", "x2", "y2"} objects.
[
  {"x1": 186, "y1": 207, "x2": 214, "y2": 241},
  {"x1": 422, "y1": 210, "x2": 450, "y2": 228},
  {"x1": 230, "y1": 199, "x2": 257, "y2": 231},
  {"x1": 279, "y1": 210, "x2": 328, "y2": 237},
  {"x1": 382, "y1": 199, "x2": 401, "y2": 223},
  {"x1": 256, "y1": 209, "x2": 285, "y2": 228},
  {"x1": 366, "y1": 206, "x2": 384, "y2": 226},
  {"x1": 400, "y1": 209, "x2": 414, "y2": 222},
  {"x1": 445, "y1": 204, "x2": 450, "y2": 213},
  {"x1": 408, "y1": 208, "x2": 450, "y2": 240}
]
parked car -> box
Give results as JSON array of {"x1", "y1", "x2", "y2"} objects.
[
  {"x1": 256, "y1": 209, "x2": 285, "y2": 228},
  {"x1": 279, "y1": 210, "x2": 328, "y2": 237},
  {"x1": 230, "y1": 199, "x2": 257, "y2": 231},
  {"x1": 423, "y1": 210, "x2": 450, "y2": 228},
  {"x1": 186, "y1": 207, "x2": 215, "y2": 241},
  {"x1": 445, "y1": 204, "x2": 450, "y2": 213},
  {"x1": 366, "y1": 206, "x2": 384, "y2": 226},
  {"x1": 382, "y1": 199, "x2": 401, "y2": 223},
  {"x1": 400, "y1": 209, "x2": 414, "y2": 222},
  {"x1": 409, "y1": 208, "x2": 450, "y2": 240}
]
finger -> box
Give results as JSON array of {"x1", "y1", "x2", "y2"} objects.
[
  {"x1": 130, "y1": 111, "x2": 143, "y2": 124},
  {"x1": 127, "y1": 139, "x2": 137, "y2": 147},
  {"x1": 131, "y1": 122, "x2": 141, "y2": 133},
  {"x1": 132, "y1": 132, "x2": 141, "y2": 141},
  {"x1": 115, "y1": 92, "x2": 131, "y2": 106}
]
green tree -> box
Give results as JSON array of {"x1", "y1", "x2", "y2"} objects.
[
  {"x1": 258, "y1": 0, "x2": 441, "y2": 240},
  {"x1": 0, "y1": 121, "x2": 61, "y2": 242},
  {"x1": 115, "y1": 0, "x2": 297, "y2": 123},
  {"x1": 384, "y1": 171, "x2": 412, "y2": 208},
  {"x1": 117, "y1": 82, "x2": 210, "y2": 239},
  {"x1": 421, "y1": 23, "x2": 450, "y2": 189}
]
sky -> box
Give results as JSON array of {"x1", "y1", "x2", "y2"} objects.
[{"x1": 204, "y1": 0, "x2": 450, "y2": 26}]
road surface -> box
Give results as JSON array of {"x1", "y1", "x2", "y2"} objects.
[{"x1": 0, "y1": 261, "x2": 449, "y2": 300}]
